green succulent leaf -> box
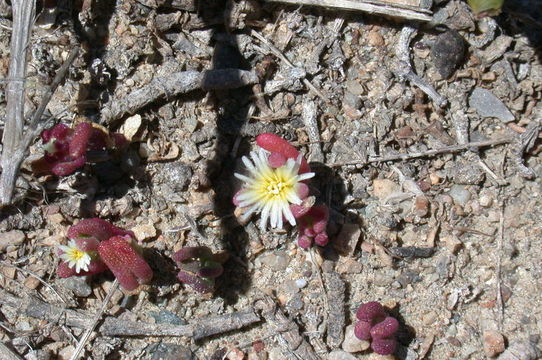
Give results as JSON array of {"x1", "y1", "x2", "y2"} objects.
[{"x1": 467, "y1": 0, "x2": 504, "y2": 16}]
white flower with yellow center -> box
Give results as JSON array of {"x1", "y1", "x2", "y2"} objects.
[
  {"x1": 58, "y1": 239, "x2": 92, "y2": 273},
  {"x1": 234, "y1": 149, "x2": 315, "y2": 229}
]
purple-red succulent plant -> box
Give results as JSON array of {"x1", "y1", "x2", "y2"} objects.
[
  {"x1": 98, "y1": 235, "x2": 153, "y2": 291},
  {"x1": 172, "y1": 246, "x2": 228, "y2": 293},
  {"x1": 32, "y1": 122, "x2": 127, "y2": 176},
  {"x1": 233, "y1": 133, "x2": 330, "y2": 248},
  {"x1": 56, "y1": 218, "x2": 152, "y2": 291},
  {"x1": 354, "y1": 301, "x2": 399, "y2": 355},
  {"x1": 296, "y1": 205, "x2": 329, "y2": 249}
]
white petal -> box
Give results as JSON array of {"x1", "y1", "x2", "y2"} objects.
[
  {"x1": 297, "y1": 172, "x2": 315, "y2": 181},
  {"x1": 285, "y1": 190, "x2": 302, "y2": 205},
  {"x1": 234, "y1": 173, "x2": 255, "y2": 184},
  {"x1": 259, "y1": 202, "x2": 272, "y2": 229},
  {"x1": 283, "y1": 204, "x2": 296, "y2": 226}
]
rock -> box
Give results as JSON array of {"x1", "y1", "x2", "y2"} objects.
[
  {"x1": 449, "y1": 163, "x2": 485, "y2": 185},
  {"x1": 0, "y1": 230, "x2": 25, "y2": 251},
  {"x1": 367, "y1": 29, "x2": 385, "y2": 47},
  {"x1": 161, "y1": 161, "x2": 192, "y2": 191},
  {"x1": 58, "y1": 345, "x2": 75, "y2": 360},
  {"x1": 335, "y1": 257, "x2": 363, "y2": 274},
  {"x1": 342, "y1": 324, "x2": 370, "y2": 353},
  {"x1": 59, "y1": 276, "x2": 92, "y2": 297},
  {"x1": 295, "y1": 278, "x2": 307, "y2": 289},
  {"x1": 469, "y1": 88, "x2": 515, "y2": 123},
  {"x1": 334, "y1": 223, "x2": 362, "y2": 256},
  {"x1": 448, "y1": 185, "x2": 471, "y2": 207},
  {"x1": 260, "y1": 250, "x2": 290, "y2": 271},
  {"x1": 371, "y1": 179, "x2": 400, "y2": 200},
  {"x1": 483, "y1": 330, "x2": 506, "y2": 357},
  {"x1": 329, "y1": 349, "x2": 358, "y2": 360},
  {"x1": 150, "y1": 310, "x2": 186, "y2": 325},
  {"x1": 24, "y1": 276, "x2": 41, "y2": 290},
  {"x1": 431, "y1": 29, "x2": 465, "y2": 78},
  {"x1": 345, "y1": 80, "x2": 365, "y2": 96},
  {"x1": 148, "y1": 343, "x2": 194, "y2": 360},
  {"x1": 132, "y1": 221, "x2": 157, "y2": 241}
]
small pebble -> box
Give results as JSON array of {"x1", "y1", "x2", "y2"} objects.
[
  {"x1": 295, "y1": 279, "x2": 307, "y2": 289},
  {"x1": 479, "y1": 193, "x2": 493, "y2": 207},
  {"x1": 0, "y1": 230, "x2": 25, "y2": 251},
  {"x1": 469, "y1": 87, "x2": 515, "y2": 123},
  {"x1": 483, "y1": 330, "x2": 506, "y2": 357},
  {"x1": 132, "y1": 222, "x2": 157, "y2": 241},
  {"x1": 448, "y1": 185, "x2": 471, "y2": 207},
  {"x1": 59, "y1": 276, "x2": 92, "y2": 297},
  {"x1": 24, "y1": 276, "x2": 41, "y2": 290},
  {"x1": 58, "y1": 345, "x2": 75, "y2": 360},
  {"x1": 260, "y1": 250, "x2": 290, "y2": 271},
  {"x1": 329, "y1": 349, "x2": 358, "y2": 360},
  {"x1": 431, "y1": 29, "x2": 465, "y2": 78},
  {"x1": 342, "y1": 324, "x2": 370, "y2": 353},
  {"x1": 371, "y1": 179, "x2": 400, "y2": 200}
]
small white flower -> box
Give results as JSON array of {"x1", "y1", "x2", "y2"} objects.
[
  {"x1": 58, "y1": 239, "x2": 92, "y2": 273},
  {"x1": 234, "y1": 149, "x2": 314, "y2": 229}
]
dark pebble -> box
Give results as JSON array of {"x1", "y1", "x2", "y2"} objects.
[{"x1": 431, "y1": 29, "x2": 465, "y2": 79}]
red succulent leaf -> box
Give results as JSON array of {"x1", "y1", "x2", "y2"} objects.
[
  {"x1": 69, "y1": 122, "x2": 93, "y2": 158},
  {"x1": 356, "y1": 301, "x2": 386, "y2": 322},
  {"x1": 51, "y1": 155, "x2": 86, "y2": 176},
  {"x1": 172, "y1": 246, "x2": 213, "y2": 263},
  {"x1": 177, "y1": 270, "x2": 215, "y2": 293},
  {"x1": 255, "y1": 133, "x2": 311, "y2": 174},
  {"x1": 371, "y1": 338, "x2": 397, "y2": 355},
  {"x1": 354, "y1": 320, "x2": 373, "y2": 340},
  {"x1": 98, "y1": 235, "x2": 153, "y2": 291},
  {"x1": 267, "y1": 152, "x2": 287, "y2": 168},
  {"x1": 298, "y1": 235, "x2": 313, "y2": 249},
  {"x1": 314, "y1": 232, "x2": 329, "y2": 247},
  {"x1": 68, "y1": 218, "x2": 134, "y2": 242},
  {"x1": 197, "y1": 262, "x2": 224, "y2": 278},
  {"x1": 370, "y1": 317, "x2": 399, "y2": 339}
]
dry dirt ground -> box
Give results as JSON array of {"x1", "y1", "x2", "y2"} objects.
[{"x1": 0, "y1": 0, "x2": 542, "y2": 359}]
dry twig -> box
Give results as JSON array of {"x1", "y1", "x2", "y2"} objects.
[
  {"x1": 0, "y1": 0, "x2": 35, "y2": 205},
  {"x1": 392, "y1": 25, "x2": 448, "y2": 108},
  {"x1": 69, "y1": 280, "x2": 119, "y2": 360},
  {"x1": 328, "y1": 138, "x2": 512, "y2": 167},
  {"x1": 0, "y1": 289, "x2": 260, "y2": 340},
  {"x1": 0, "y1": 342, "x2": 24, "y2": 360},
  {"x1": 263, "y1": 0, "x2": 432, "y2": 22},
  {"x1": 255, "y1": 295, "x2": 321, "y2": 360},
  {"x1": 101, "y1": 69, "x2": 259, "y2": 125},
  {"x1": 250, "y1": 29, "x2": 329, "y2": 103}
]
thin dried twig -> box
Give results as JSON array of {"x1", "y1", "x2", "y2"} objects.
[
  {"x1": 496, "y1": 198, "x2": 505, "y2": 331},
  {"x1": 255, "y1": 295, "x2": 321, "y2": 360},
  {"x1": 328, "y1": 138, "x2": 512, "y2": 167},
  {"x1": 250, "y1": 29, "x2": 329, "y2": 103},
  {"x1": 392, "y1": 25, "x2": 448, "y2": 108},
  {"x1": 69, "y1": 280, "x2": 119, "y2": 360},
  {"x1": 509, "y1": 121, "x2": 541, "y2": 178},
  {"x1": 263, "y1": 0, "x2": 432, "y2": 22},
  {"x1": 0, "y1": 289, "x2": 260, "y2": 340},
  {"x1": 0, "y1": 0, "x2": 35, "y2": 205},
  {"x1": 0, "y1": 342, "x2": 24, "y2": 360},
  {"x1": 302, "y1": 99, "x2": 324, "y2": 162},
  {"x1": 101, "y1": 69, "x2": 259, "y2": 125}
]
